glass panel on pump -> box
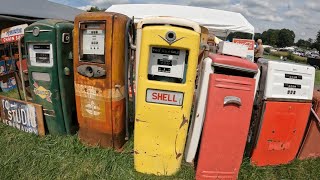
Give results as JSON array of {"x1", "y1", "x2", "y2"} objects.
[{"x1": 79, "y1": 22, "x2": 105, "y2": 64}]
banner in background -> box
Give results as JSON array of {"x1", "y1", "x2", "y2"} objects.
[
  {"x1": 233, "y1": 38, "x2": 255, "y2": 62},
  {"x1": 1, "y1": 24, "x2": 28, "y2": 43}
]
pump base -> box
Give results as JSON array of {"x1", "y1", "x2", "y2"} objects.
[{"x1": 78, "y1": 128, "x2": 126, "y2": 150}]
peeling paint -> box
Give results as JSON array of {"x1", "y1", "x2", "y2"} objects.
[
  {"x1": 174, "y1": 134, "x2": 178, "y2": 157},
  {"x1": 176, "y1": 153, "x2": 182, "y2": 159},
  {"x1": 135, "y1": 118, "x2": 148, "y2": 123},
  {"x1": 179, "y1": 115, "x2": 188, "y2": 129}
]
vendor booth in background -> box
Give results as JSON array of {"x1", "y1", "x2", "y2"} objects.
[
  {"x1": 73, "y1": 12, "x2": 135, "y2": 149},
  {"x1": 134, "y1": 16, "x2": 208, "y2": 176},
  {"x1": 24, "y1": 19, "x2": 77, "y2": 135},
  {"x1": 0, "y1": 24, "x2": 29, "y2": 97},
  {"x1": 246, "y1": 59, "x2": 315, "y2": 166}
]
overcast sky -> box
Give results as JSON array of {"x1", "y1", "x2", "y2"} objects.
[{"x1": 50, "y1": 0, "x2": 320, "y2": 41}]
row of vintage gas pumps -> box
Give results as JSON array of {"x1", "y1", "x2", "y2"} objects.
[{"x1": 20, "y1": 11, "x2": 318, "y2": 179}]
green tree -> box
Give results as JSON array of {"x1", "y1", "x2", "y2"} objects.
[
  {"x1": 226, "y1": 32, "x2": 253, "y2": 41},
  {"x1": 296, "y1": 39, "x2": 311, "y2": 49},
  {"x1": 254, "y1": 33, "x2": 262, "y2": 41},
  {"x1": 261, "y1": 29, "x2": 280, "y2": 46},
  {"x1": 276, "y1": 29, "x2": 295, "y2": 47},
  {"x1": 87, "y1": 6, "x2": 106, "y2": 12},
  {"x1": 317, "y1": 31, "x2": 320, "y2": 43},
  {"x1": 313, "y1": 31, "x2": 320, "y2": 51}
]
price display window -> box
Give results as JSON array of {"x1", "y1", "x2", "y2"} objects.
[
  {"x1": 79, "y1": 22, "x2": 105, "y2": 64},
  {"x1": 148, "y1": 46, "x2": 189, "y2": 83}
]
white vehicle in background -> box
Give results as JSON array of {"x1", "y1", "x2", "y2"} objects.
[{"x1": 293, "y1": 51, "x2": 305, "y2": 57}]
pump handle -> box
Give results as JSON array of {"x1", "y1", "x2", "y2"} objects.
[
  {"x1": 311, "y1": 108, "x2": 320, "y2": 124},
  {"x1": 224, "y1": 96, "x2": 242, "y2": 106}
]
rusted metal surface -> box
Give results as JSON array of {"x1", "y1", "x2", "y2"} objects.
[
  {"x1": 74, "y1": 12, "x2": 129, "y2": 149},
  {"x1": 298, "y1": 90, "x2": 320, "y2": 160},
  {"x1": 250, "y1": 101, "x2": 311, "y2": 166}
]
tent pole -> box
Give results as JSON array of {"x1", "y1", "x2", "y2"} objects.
[{"x1": 18, "y1": 37, "x2": 27, "y2": 101}]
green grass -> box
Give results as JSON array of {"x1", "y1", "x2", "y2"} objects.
[
  {"x1": 264, "y1": 54, "x2": 281, "y2": 61},
  {"x1": 315, "y1": 71, "x2": 320, "y2": 86},
  {"x1": 265, "y1": 53, "x2": 307, "y2": 63},
  {"x1": 1, "y1": 122, "x2": 320, "y2": 180},
  {"x1": 0, "y1": 123, "x2": 194, "y2": 180},
  {"x1": 2, "y1": 85, "x2": 320, "y2": 179}
]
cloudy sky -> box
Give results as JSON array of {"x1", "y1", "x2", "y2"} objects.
[{"x1": 50, "y1": 0, "x2": 320, "y2": 41}]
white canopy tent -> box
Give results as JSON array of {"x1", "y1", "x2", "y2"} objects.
[{"x1": 107, "y1": 4, "x2": 254, "y2": 38}]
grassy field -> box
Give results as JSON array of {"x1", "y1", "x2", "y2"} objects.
[
  {"x1": 1, "y1": 121, "x2": 320, "y2": 180},
  {"x1": 264, "y1": 54, "x2": 281, "y2": 61},
  {"x1": 0, "y1": 90, "x2": 320, "y2": 180},
  {"x1": 1, "y1": 70, "x2": 320, "y2": 179}
]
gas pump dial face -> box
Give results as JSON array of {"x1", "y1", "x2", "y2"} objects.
[
  {"x1": 79, "y1": 22, "x2": 106, "y2": 64},
  {"x1": 28, "y1": 43, "x2": 53, "y2": 67},
  {"x1": 148, "y1": 47, "x2": 187, "y2": 81},
  {"x1": 82, "y1": 29, "x2": 105, "y2": 55}
]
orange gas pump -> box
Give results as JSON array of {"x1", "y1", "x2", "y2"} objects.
[
  {"x1": 298, "y1": 90, "x2": 320, "y2": 160},
  {"x1": 74, "y1": 12, "x2": 135, "y2": 149},
  {"x1": 247, "y1": 59, "x2": 315, "y2": 166}
]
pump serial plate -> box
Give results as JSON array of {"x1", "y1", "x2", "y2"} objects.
[{"x1": 146, "y1": 89, "x2": 184, "y2": 106}]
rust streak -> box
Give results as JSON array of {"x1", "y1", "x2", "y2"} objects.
[
  {"x1": 179, "y1": 115, "x2": 188, "y2": 129},
  {"x1": 174, "y1": 134, "x2": 178, "y2": 157},
  {"x1": 134, "y1": 151, "x2": 139, "y2": 154},
  {"x1": 176, "y1": 153, "x2": 182, "y2": 159},
  {"x1": 135, "y1": 119, "x2": 148, "y2": 123}
]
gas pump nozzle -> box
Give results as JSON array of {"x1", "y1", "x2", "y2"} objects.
[
  {"x1": 201, "y1": 43, "x2": 210, "y2": 58},
  {"x1": 311, "y1": 107, "x2": 320, "y2": 124},
  {"x1": 125, "y1": 18, "x2": 136, "y2": 140}
]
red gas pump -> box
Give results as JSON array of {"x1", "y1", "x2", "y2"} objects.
[
  {"x1": 247, "y1": 59, "x2": 315, "y2": 166},
  {"x1": 196, "y1": 54, "x2": 258, "y2": 180},
  {"x1": 298, "y1": 90, "x2": 320, "y2": 160}
]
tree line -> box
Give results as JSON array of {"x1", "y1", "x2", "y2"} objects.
[{"x1": 295, "y1": 32, "x2": 320, "y2": 51}]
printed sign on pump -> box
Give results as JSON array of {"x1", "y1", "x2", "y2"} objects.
[{"x1": 146, "y1": 89, "x2": 184, "y2": 106}]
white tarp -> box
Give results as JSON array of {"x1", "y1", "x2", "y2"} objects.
[{"x1": 107, "y1": 4, "x2": 254, "y2": 37}]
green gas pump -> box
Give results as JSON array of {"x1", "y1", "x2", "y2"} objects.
[{"x1": 24, "y1": 19, "x2": 77, "y2": 135}]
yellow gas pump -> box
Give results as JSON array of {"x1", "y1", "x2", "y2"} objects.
[{"x1": 134, "y1": 16, "x2": 208, "y2": 175}]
